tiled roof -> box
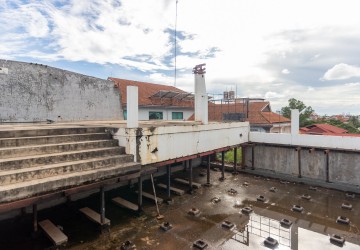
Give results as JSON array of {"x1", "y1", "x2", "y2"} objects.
[
  {"x1": 206, "y1": 102, "x2": 290, "y2": 124},
  {"x1": 301, "y1": 123, "x2": 348, "y2": 134},
  {"x1": 108, "y1": 77, "x2": 193, "y2": 108}
]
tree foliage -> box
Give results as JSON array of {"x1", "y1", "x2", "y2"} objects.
[
  {"x1": 348, "y1": 116, "x2": 360, "y2": 128},
  {"x1": 280, "y1": 98, "x2": 314, "y2": 127},
  {"x1": 326, "y1": 119, "x2": 359, "y2": 133}
]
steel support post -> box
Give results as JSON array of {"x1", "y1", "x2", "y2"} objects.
[
  {"x1": 189, "y1": 159, "x2": 193, "y2": 193},
  {"x1": 205, "y1": 155, "x2": 212, "y2": 186},
  {"x1": 167, "y1": 165, "x2": 171, "y2": 198},
  {"x1": 297, "y1": 147, "x2": 302, "y2": 178},
  {"x1": 241, "y1": 146, "x2": 245, "y2": 169},
  {"x1": 33, "y1": 204, "x2": 38, "y2": 234},
  {"x1": 233, "y1": 147, "x2": 239, "y2": 175},
  {"x1": 138, "y1": 176, "x2": 143, "y2": 211},
  {"x1": 219, "y1": 151, "x2": 225, "y2": 181},
  {"x1": 251, "y1": 145, "x2": 255, "y2": 170},
  {"x1": 100, "y1": 186, "x2": 105, "y2": 225}
]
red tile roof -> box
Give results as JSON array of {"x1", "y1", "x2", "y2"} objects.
[
  {"x1": 300, "y1": 123, "x2": 360, "y2": 137},
  {"x1": 108, "y1": 77, "x2": 193, "y2": 108},
  {"x1": 199, "y1": 101, "x2": 290, "y2": 125},
  {"x1": 300, "y1": 124, "x2": 348, "y2": 135}
]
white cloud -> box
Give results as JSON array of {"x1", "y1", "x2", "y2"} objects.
[
  {"x1": 345, "y1": 82, "x2": 360, "y2": 87},
  {"x1": 2, "y1": 0, "x2": 360, "y2": 114},
  {"x1": 264, "y1": 91, "x2": 284, "y2": 99},
  {"x1": 322, "y1": 63, "x2": 360, "y2": 81}
]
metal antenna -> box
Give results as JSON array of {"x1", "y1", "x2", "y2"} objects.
[{"x1": 174, "y1": 0, "x2": 178, "y2": 87}]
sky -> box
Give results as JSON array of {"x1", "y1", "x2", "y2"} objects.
[{"x1": 1, "y1": 0, "x2": 360, "y2": 115}]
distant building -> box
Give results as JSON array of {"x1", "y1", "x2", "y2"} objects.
[
  {"x1": 109, "y1": 78, "x2": 194, "y2": 121},
  {"x1": 110, "y1": 78, "x2": 290, "y2": 132},
  {"x1": 300, "y1": 123, "x2": 347, "y2": 135},
  {"x1": 203, "y1": 98, "x2": 291, "y2": 133},
  {"x1": 299, "y1": 123, "x2": 360, "y2": 136}
]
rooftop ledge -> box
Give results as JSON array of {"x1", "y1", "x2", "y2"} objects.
[{"x1": 114, "y1": 121, "x2": 249, "y2": 165}]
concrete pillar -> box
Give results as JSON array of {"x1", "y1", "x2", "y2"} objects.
[
  {"x1": 127, "y1": 86, "x2": 139, "y2": 128},
  {"x1": 291, "y1": 109, "x2": 299, "y2": 135},
  {"x1": 193, "y1": 64, "x2": 208, "y2": 125}
]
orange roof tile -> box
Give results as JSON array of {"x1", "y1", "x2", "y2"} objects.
[
  {"x1": 207, "y1": 102, "x2": 290, "y2": 124},
  {"x1": 108, "y1": 77, "x2": 193, "y2": 108},
  {"x1": 302, "y1": 124, "x2": 348, "y2": 134}
]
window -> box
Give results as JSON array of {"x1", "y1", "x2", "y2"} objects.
[
  {"x1": 149, "y1": 111, "x2": 163, "y2": 120},
  {"x1": 172, "y1": 112, "x2": 183, "y2": 120},
  {"x1": 123, "y1": 110, "x2": 127, "y2": 120}
]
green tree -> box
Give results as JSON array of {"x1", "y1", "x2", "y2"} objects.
[
  {"x1": 348, "y1": 116, "x2": 360, "y2": 128},
  {"x1": 326, "y1": 119, "x2": 359, "y2": 134},
  {"x1": 280, "y1": 98, "x2": 314, "y2": 127}
]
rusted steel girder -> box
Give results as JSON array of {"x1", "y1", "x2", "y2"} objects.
[{"x1": 0, "y1": 171, "x2": 140, "y2": 214}]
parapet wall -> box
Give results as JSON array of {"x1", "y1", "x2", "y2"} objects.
[
  {"x1": 246, "y1": 132, "x2": 360, "y2": 189},
  {"x1": 0, "y1": 59, "x2": 123, "y2": 122},
  {"x1": 115, "y1": 122, "x2": 249, "y2": 165}
]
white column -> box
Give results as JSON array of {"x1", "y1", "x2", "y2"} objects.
[
  {"x1": 127, "y1": 86, "x2": 138, "y2": 128},
  {"x1": 194, "y1": 70, "x2": 208, "y2": 124},
  {"x1": 291, "y1": 109, "x2": 299, "y2": 135}
]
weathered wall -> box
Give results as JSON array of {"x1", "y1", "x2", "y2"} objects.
[
  {"x1": 115, "y1": 122, "x2": 249, "y2": 165},
  {"x1": 250, "y1": 145, "x2": 298, "y2": 176},
  {"x1": 244, "y1": 144, "x2": 360, "y2": 186},
  {"x1": 137, "y1": 108, "x2": 193, "y2": 121},
  {"x1": 0, "y1": 59, "x2": 123, "y2": 122}
]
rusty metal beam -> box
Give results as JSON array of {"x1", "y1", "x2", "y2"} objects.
[
  {"x1": 0, "y1": 171, "x2": 141, "y2": 214},
  {"x1": 146, "y1": 145, "x2": 241, "y2": 169},
  {"x1": 0, "y1": 192, "x2": 63, "y2": 214},
  {"x1": 64, "y1": 171, "x2": 140, "y2": 196}
]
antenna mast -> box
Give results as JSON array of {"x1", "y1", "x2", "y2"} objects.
[{"x1": 174, "y1": 0, "x2": 178, "y2": 87}]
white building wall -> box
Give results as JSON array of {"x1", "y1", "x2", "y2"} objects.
[
  {"x1": 137, "y1": 108, "x2": 193, "y2": 121},
  {"x1": 250, "y1": 132, "x2": 360, "y2": 151},
  {"x1": 115, "y1": 122, "x2": 249, "y2": 164}
]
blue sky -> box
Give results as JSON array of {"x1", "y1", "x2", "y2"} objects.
[{"x1": 1, "y1": 0, "x2": 360, "y2": 115}]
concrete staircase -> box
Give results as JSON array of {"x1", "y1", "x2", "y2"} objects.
[{"x1": 0, "y1": 126, "x2": 140, "y2": 203}]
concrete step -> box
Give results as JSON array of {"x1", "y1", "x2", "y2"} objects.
[
  {"x1": 157, "y1": 183, "x2": 185, "y2": 196},
  {"x1": 39, "y1": 219, "x2": 68, "y2": 246},
  {"x1": 0, "y1": 140, "x2": 118, "y2": 159},
  {"x1": 0, "y1": 133, "x2": 111, "y2": 148},
  {"x1": 174, "y1": 178, "x2": 202, "y2": 189},
  {"x1": 0, "y1": 155, "x2": 134, "y2": 185},
  {"x1": 0, "y1": 147, "x2": 125, "y2": 171},
  {"x1": 0, "y1": 127, "x2": 107, "y2": 139},
  {"x1": 112, "y1": 197, "x2": 139, "y2": 211},
  {"x1": 0, "y1": 162, "x2": 141, "y2": 203},
  {"x1": 79, "y1": 207, "x2": 110, "y2": 226}
]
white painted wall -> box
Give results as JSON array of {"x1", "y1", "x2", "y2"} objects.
[
  {"x1": 194, "y1": 73, "x2": 208, "y2": 124},
  {"x1": 115, "y1": 122, "x2": 249, "y2": 164},
  {"x1": 250, "y1": 132, "x2": 360, "y2": 151},
  {"x1": 127, "y1": 86, "x2": 138, "y2": 128},
  {"x1": 136, "y1": 108, "x2": 193, "y2": 121}
]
